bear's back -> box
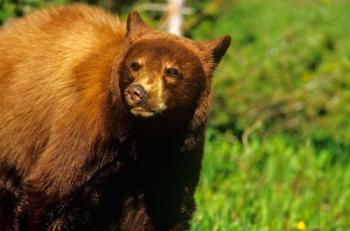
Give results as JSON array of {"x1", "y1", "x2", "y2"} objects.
[{"x1": 0, "y1": 4, "x2": 125, "y2": 175}]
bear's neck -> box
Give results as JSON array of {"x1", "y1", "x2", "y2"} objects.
[
  {"x1": 131, "y1": 109, "x2": 199, "y2": 158},
  {"x1": 134, "y1": 111, "x2": 191, "y2": 134}
]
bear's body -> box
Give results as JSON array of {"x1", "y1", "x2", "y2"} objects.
[{"x1": 0, "y1": 4, "x2": 230, "y2": 230}]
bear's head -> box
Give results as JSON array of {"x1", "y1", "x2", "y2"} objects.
[{"x1": 119, "y1": 12, "x2": 230, "y2": 121}]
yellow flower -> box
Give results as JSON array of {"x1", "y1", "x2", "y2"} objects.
[
  {"x1": 301, "y1": 72, "x2": 312, "y2": 82},
  {"x1": 295, "y1": 220, "x2": 307, "y2": 231}
]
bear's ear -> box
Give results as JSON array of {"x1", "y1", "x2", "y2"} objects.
[
  {"x1": 201, "y1": 35, "x2": 231, "y2": 64},
  {"x1": 127, "y1": 11, "x2": 151, "y2": 38}
]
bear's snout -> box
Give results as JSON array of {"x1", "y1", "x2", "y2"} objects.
[{"x1": 125, "y1": 84, "x2": 148, "y2": 106}]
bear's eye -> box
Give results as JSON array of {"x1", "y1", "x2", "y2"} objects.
[
  {"x1": 130, "y1": 62, "x2": 141, "y2": 71},
  {"x1": 165, "y1": 68, "x2": 180, "y2": 78}
]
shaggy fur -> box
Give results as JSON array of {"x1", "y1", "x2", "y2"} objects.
[{"x1": 0, "y1": 4, "x2": 230, "y2": 231}]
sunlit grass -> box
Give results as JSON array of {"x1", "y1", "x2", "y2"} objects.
[
  {"x1": 191, "y1": 2, "x2": 350, "y2": 228},
  {"x1": 192, "y1": 130, "x2": 350, "y2": 230}
]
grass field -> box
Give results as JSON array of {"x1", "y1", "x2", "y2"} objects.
[
  {"x1": 192, "y1": 131, "x2": 350, "y2": 231},
  {"x1": 190, "y1": 0, "x2": 350, "y2": 230}
]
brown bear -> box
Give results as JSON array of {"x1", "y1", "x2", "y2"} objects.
[{"x1": 0, "y1": 4, "x2": 230, "y2": 231}]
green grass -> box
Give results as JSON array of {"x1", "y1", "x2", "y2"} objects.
[
  {"x1": 190, "y1": 2, "x2": 350, "y2": 228},
  {"x1": 192, "y1": 130, "x2": 350, "y2": 231}
]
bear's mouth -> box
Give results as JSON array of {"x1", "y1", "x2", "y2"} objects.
[{"x1": 130, "y1": 107, "x2": 157, "y2": 118}]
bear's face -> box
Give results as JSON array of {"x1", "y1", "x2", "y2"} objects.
[
  {"x1": 119, "y1": 38, "x2": 205, "y2": 118},
  {"x1": 118, "y1": 12, "x2": 231, "y2": 119}
]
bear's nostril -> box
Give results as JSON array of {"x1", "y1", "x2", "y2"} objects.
[{"x1": 125, "y1": 84, "x2": 147, "y2": 105}]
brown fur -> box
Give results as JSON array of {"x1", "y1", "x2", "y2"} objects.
[{"x1": 0, "y1": 4, "x2": 230, "y2": 230}]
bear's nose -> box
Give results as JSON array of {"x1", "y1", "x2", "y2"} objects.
[{"x1": 125, "y1": 84, "x2": 147, "y2": 105}]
